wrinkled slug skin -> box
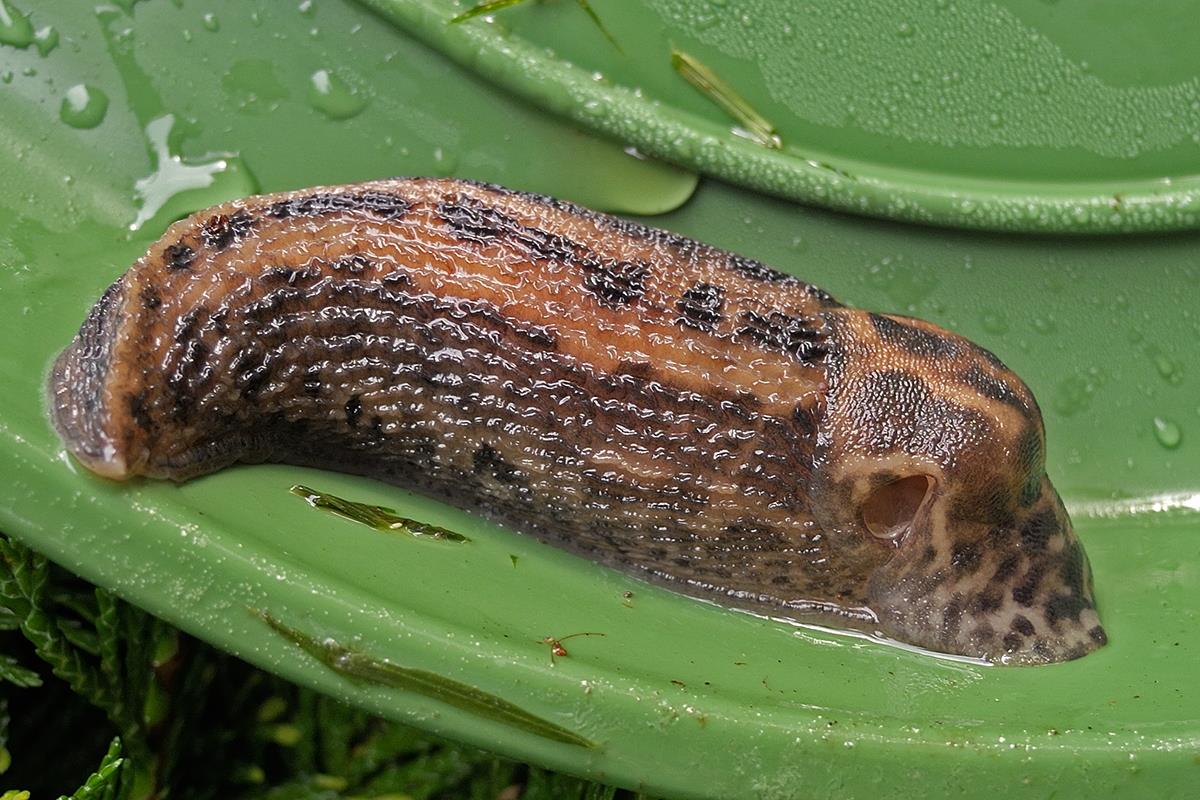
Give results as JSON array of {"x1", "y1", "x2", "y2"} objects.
[{"x1": 49, "y1": 178, "x2": 1104, "y2": 664}]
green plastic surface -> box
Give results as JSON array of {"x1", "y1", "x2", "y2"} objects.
[
  {"x1": 1, "y1": 2, "x2": 1198, "y2": 798},
  {"x1": 358, "y1": 0, "x2": 1200, "y2": 234}
]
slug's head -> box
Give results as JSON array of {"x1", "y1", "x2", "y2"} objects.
[
  {"x1": 816, "y1": 312, "x2": 1104, "y2": 664},
  {"x1": 49, "y1": 278, "x2": 133, "y2": 480}
]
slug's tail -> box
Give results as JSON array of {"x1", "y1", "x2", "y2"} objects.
[{"x1": 49, "y1": 278, "x2": 131, "y2": 480}]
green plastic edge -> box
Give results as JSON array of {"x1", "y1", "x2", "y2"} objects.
[
  {"x1": 355, "y1": 0, "x2": 1200, "y2": 236},
  {"x1": 0, "y1": 469, "x2": 1185, "y2": 800}
]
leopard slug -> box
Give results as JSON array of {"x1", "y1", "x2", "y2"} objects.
[{"x1": 49, "y1": 178, "x2": 1104, "y2": 664}]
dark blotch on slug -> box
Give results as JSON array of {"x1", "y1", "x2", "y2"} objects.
[
  {"x1": 473, "y1": 443, "x2": 523, "y2": 485},
  {"x1": 993, "y1": 553, "x2": 1021, "y2": 583},
  {"x1": 942, "y1": 595, "x2": 966, "y2": 637},
  {"x1": 614, "y1": 359, "x2": 656, "y2": 381},
  {"x1": 791, "y1": 402, "x2": 820, "y2": 438},
  {"x1": 1059, "y1": 539, "x2": 1086, "y2": 588},
  {"x1": 164, "y1": 243, "x2": 196, "y2": 271},
  {"x1": 128, "y1": 391, "x2": 152, "y2": 431},
  {"x1": 965, "y1": 340, "x2": 1009, "y2": 371},
  {"x1": 1012, "y1": 614, "x2": 1035, "y2": 636},
  {"x1": 172, "y1": 308, "x2": 202, "y2": 345},
  {"x1": 302, "y1": 368, "x2": 322, "y2": 397},
  {"x1": 345, "y1": 394, "x2": 363, "y2": 428},
  {"x1": 267, "y1": 191, "x2": 410, "y2": 221},
  {"x1": 264, "y1": 265, "x2": 322, "y2": 286},
  {"x1": 332, "y1": 254, "x2": 371, "y2": 274},
  {"x1": 1011, "y1": 561, "x2": 1046, "y2": 607},
  {"x1": 459, "y1": 299, "x2": 558, "y2": 351},
  {"x1": 201, "y1": 210, "x2": 254, "y2": 251},
  {"x1": 962, "y1": 365, "x2": 1025, "y2": 410},
  {"x1": 869, "y1": 313, "x2": 958, "y2": 358},
  {"x1": 1088, "y1": 626, "x2": 1108, "y2": 644},
  {"x1": 676, "y1": 282, "x2": 725, "y2": 332},
  {"x1": 952, "y1": 479, "x2": 1017, "y2": 529},
  {"x1": 140, "y1": 284, "x2": 162, "y2": 310},
  {"x1": 1045, "y1": 592, "x2": 1088, "y2": 625},
  {"x1": 1019, "y1": 507, "x2": 1058, "y2": 552},
  {"x1": 737, "y1": 310, "x2": 828, "y2": 363},
  {"x1": 439, "y1": 200, "x2": 515, "y2": 243},
  {"x1": 970, "y1": 587, "x2": 1003, "y2": 614},
  {"x1": 441, "y1": 198, "x2": 646, "y2": 306},
  {"x1": 950, "y1": 540, "x2": 981, "y2": 573},
  {"x1": 579, "y1": 258, "x2": 647, "y2": 306},
  {"x1": 726, "y1": 254, "x2": 794, "y2": 283}
]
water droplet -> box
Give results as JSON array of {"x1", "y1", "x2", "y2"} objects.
[
  {"x1": 988, "y1": 112, "x2": 1002, "y2": 128},
  {"x1": 1150, "y1": 352, "x2": 1182, "y2": 384},
  {"x1": 897, "y1": 21, "x2": 915, "y2": 37},
  {"x1": 59, "y1": 84, "x2": 110, "y2": 129},
  {"x1": 130, "y1": 114, "x2": 259, "y2": 232},
  {"x1": 431, "y1": 147, "x2": 458, "y2": 176},
  {"x1": 981, "y1": 311, "x2": 1009, "y2": 334},
  {"x1": 1053, "y1": 369, "x2": 1107, "y2": 417},
  {"x1": 1152, "y1": 417, "x2": 1182, "y2": 449},
  {"x1": 221, "y1": 59, "x2": 289, "y2": 114},
  {"x1": 307, "y1": 68, "x2": 367, "y2": 120},
  {"x1": 0, "y1": 70, "x2": 12, "y2": 84},
  {"x1": 33, "y1": 24, "x2": 57, "y2": 55},
  {"x1": 1032, "y1": 315, "x2": 1056, "y2": 334},
  {"x1": 0, "y1": 0, "x2": 32, "y2": 48},
  {"x1": 201, "y1": 12, "x2": 219, "y2": 32},
  {"x1": 298, "y1": 0, "x2": 315, "y2": 14}
]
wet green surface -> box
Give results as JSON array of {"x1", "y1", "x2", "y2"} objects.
[
  {"x1": 1, "y1": 1, "x2": 1199, "y2": 798},
  {"x1": 363, "y1": 0, "x2": 1200, "y2": 233}
]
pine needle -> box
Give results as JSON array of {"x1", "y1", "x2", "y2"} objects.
[
  {"x1": 290, "y1": 485, "x2": 469, "y2": 542},
  {"x1": 449, "y1": 0, "x2": 529, "y2": 24},
  {"x1": 671, "y1": 47, "x2": 781, "y2": 149}
]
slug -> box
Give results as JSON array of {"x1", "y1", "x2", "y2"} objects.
[{"x1": 49, "y1": 178, "x2": 1104, "y2": 664}]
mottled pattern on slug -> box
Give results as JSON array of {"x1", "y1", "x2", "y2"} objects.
[{"x1": 49, "y1": 178, "x2": 1103, "y2": 664}]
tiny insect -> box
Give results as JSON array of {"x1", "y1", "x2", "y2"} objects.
[{"x1": 540, "y1": 632, "x2": 606, "y2": 665}]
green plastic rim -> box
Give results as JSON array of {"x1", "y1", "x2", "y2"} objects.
[{"x1": 358, "y1": 0, "x2": 1200, "y2": 235}]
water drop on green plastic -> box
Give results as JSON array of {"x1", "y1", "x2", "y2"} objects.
[
  {"x1": 33, "y1": 24, "x2": 56, "y2": 55},
  {"x1": 59, "y1": 84, "x2": 110, "y2": 129},
  {"x1": 308, "y1": 68, "x2": 367, "y2": 120},
  {"x1": 1152, "y1": 417, "x2": 1182, "y2": 450},
  {"x1": 432, "y1": 147, "x2": 458, "y2": 176},
  {"x1": 130, "y1": 114, "x2": 260, "y2": 232},
  {"x1": 981, "y1": 311, "x2": 1008, "y2": 334},
  {"x1": 202, "y1": 12, "x2": 219, "y2": 32},
  {"x1": 1151, "y1": 352, "x2": 1182, "y2": 384},
  {"x1": 1032, "y1": 315, "x2": 1056, "y2": 335},
  {"x1": 0, "y1": 0, "x2": 33, "y2": 48}
]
